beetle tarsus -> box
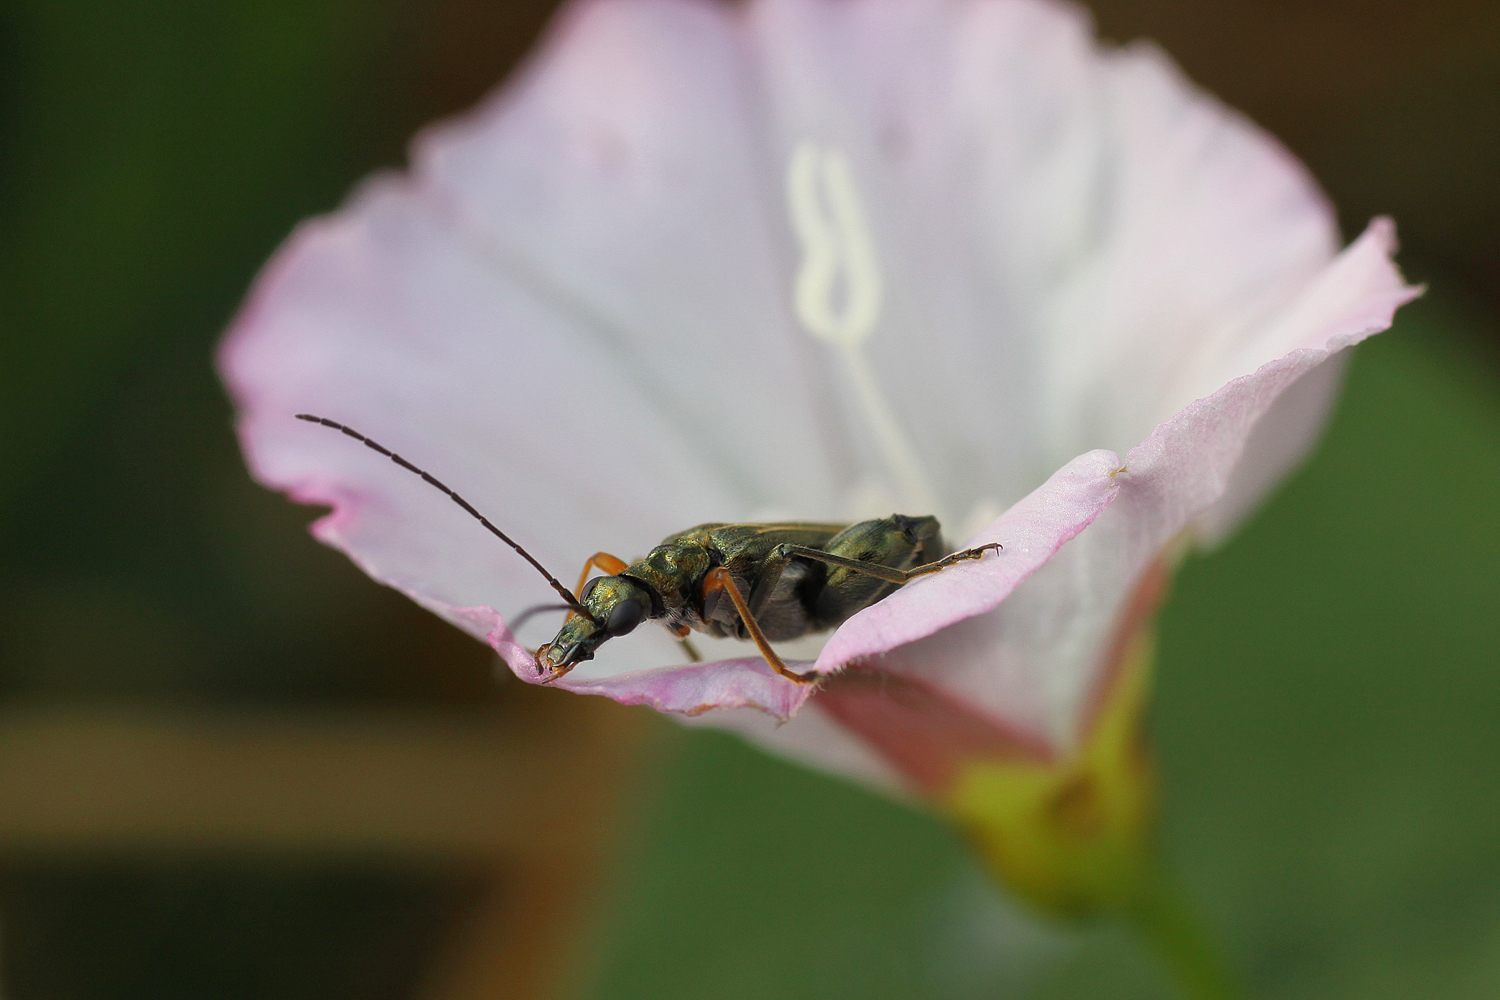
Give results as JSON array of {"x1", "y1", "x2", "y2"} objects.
[
  {"x1": 953, "y1": 541, "x2": 1002, "y2": 562},
  {"x1": 777, "y1": 664, "x2": 823, "y2": 686}
]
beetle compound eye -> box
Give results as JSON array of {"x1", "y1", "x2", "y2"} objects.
[
  {"x1": 606, "y1": 598, "x2": 645, "y2": 637},
  {"x1": 580, "y1": 577, "x2": 602, "y2": 602}
]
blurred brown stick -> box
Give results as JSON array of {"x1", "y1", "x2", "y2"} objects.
[{"x1": 0, "y1": 696, "x2": 662, "y2": 999}]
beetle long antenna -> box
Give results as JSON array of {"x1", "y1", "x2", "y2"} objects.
[
  {"x1": 295, "y1": 414, "x2": 590, "y2": 618},
  {"x1": 507, "y1": 602, "x2": 575, "y2": 633}
]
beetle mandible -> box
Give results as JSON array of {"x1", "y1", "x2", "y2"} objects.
[{"x1": 296, "y1": 414, "x2": 1000, "y2": 684}]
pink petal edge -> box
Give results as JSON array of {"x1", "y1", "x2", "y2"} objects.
[
  {"x1": 811, "y1": 217, "x2": 1416, "y2": 681},
  {"x1": 1123, "y1": 217, "x2": 1420, "y2": 513},
  {"x1": 443, "y1": 603, "x2": 816, "y2": 720},
  {"x1": 813, "y1": 448, "x2": 1125, "y2": 672},
  {"x1": 555, "y1": 658, "x2": 815, "y2": 720}
]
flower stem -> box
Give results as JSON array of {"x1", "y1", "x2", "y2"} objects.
[{"x1": 1127, "y1": 872, "x2": 1246, "y2": 1000}]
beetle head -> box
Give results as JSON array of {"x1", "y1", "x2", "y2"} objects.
[{"x1": 536, "y1": 574, "x2": 656, "y2": 678}]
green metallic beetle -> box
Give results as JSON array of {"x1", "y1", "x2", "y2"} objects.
[
  {"x1": 297, "y1": 414, "x2": 1000, "y2": 684},
  {"x1": 538, "y1": 519, "x2": 998, "y2": 683}
]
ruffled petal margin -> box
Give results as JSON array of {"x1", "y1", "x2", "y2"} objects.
[
  {"x1": 835, "y1": 219, "x2": 1418, "y2": 746},
  {"x1": 465, "y1": 444, "x2": 1125, "y2": 722},
  {"x1": 451, "y1": 602, "x2": 817, "y2": 719},
  {"x1": 814, "y1": 448, "x2": 1125, "y2": 673}
]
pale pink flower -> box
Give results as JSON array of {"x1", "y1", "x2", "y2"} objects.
[{"x1": 220, "y1": 0, "x2": 1415, "y2": 796}]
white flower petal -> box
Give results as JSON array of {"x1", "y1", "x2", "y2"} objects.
[
  {"x1": 221, "y1": 0, "x2": 1418, "y2": 780},
  {"x1": 862, "y1": 220, "x2": 1416, "y2": 748},
  {"x1": 222, "y1": 176, "x2": 746, "y2": 674},
  {"x1": 414, "y1": 0, "x2": 855, "y2": 521},
  {"x1": 1192, "y1": 218, "x2": 1421, "y2": 542},
  {"x1": 814, "y1": 448, "x2": 1123, "y2": 673}
]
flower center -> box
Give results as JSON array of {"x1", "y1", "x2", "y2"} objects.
[{"x1": 786, "y1": 142, "x2": 939, "y2": 516}]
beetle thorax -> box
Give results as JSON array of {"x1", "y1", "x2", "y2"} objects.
[{"x1": 622, "y1": 540, "x2": 714, "y2": 627}]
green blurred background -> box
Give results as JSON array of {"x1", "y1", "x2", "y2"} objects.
[{"x1": 1, "y1": 0, "x2": 1497, "y2": 997}]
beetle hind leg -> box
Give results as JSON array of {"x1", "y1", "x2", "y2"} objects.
[{"x1": 772, "y1": 540, "x2": 1002, "y2": 585}]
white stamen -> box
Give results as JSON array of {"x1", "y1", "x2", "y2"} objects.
[
  {"x1": 787, "y1": 144, "x2": 882, "y2": 345},
  {"x1": 786, "y1": 142, "x2": 939, "y2": 515}
]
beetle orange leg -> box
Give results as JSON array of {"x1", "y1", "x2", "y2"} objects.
[
  {"x1": 566, "y1": 552, "x2": 630, "y2": 622},
  {"x1": 702, "y1": 566, "x2": 819, "y2": 685}
]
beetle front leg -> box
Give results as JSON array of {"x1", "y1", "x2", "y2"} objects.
[
  {"x1": 701, "y1": 566, "x2": 820, "y2": 685},
  {"x1": 667, "y1": 622, "x2": 703, "y2": 663}
]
